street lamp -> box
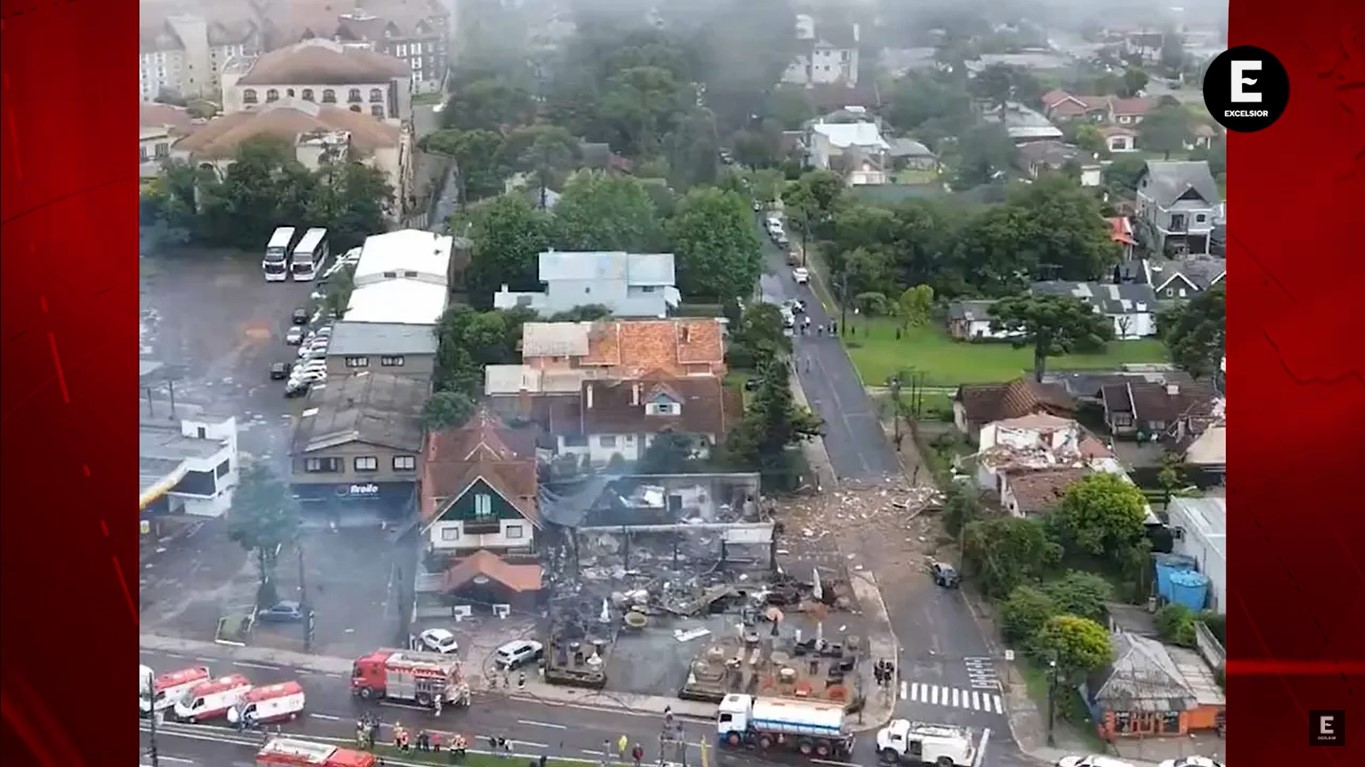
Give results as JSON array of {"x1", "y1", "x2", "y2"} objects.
[
  {"x1": 143, "y1": 667, "x2": 160, "y2": 767},
  {"x1": 1046, "y1": 658, "x2": 1059, "y2": 747}
]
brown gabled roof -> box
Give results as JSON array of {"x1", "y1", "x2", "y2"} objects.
[
  {"x1": 1110, "y1": 97, "x2": 1154, "y2": 117},
  {"x1": 426, "y1": 409, "x2": 535, "y2": 463},
  {"x1": 580, "y1": 319, "x2": 725, "y2": 375},
  {"x1": 442, "y1": 550, "x2": 543, "y2": 593},
  {"x1": 238, "y1": 39, "x2": 409, "y2": 85},
  {"x1": 140, "y1": 104, "x2": 197, "y2": 136},
  {"x1": 1102, "y1": 380, "x2": 1219, "y2": 427},
  {"x1": 581, "y1": 376, "x2": 740, "y2": 438},
  {"x1": 421, "y1": 458, "x2": 538, "y2": 525},
  {"x1": 1006, "y1": 468, "x2": 1091, "y2": 515},
  {"x1": 174, "y1": 101, "x2": 399, "y2": 159},
  {"x1": 956, "y1": 378, "x2": 1076, "y2": 424}
]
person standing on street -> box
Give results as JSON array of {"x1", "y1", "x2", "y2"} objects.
[
  {"x1": 632, "y1": 743, "x2": 644, "y2": 767},
  {"x1": 617, "y1": 734, "x2": 629, "y2": 759}
]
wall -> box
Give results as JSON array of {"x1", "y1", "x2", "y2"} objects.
[
  {"x1": 428, "y1": 517, "x2": 535, "y2": 553},
  {"x1": 291, "y1": 440, "x2": 422, "y2": 486},
  {"x1": 556, "y1": 432, "x2": 716, "y2": 467},
  {"x1": 324, "y1": 352, "x2": 436, "y2": 379},
  {"x1": 1109, "y1": 311, "x2": 1157, "y2": 339},
  {"x1": 228, "y1": 78, "x2": 411, "y2": 123},
  {"x1": 1171, "y1": 509, "x2": 1226, "y2": 613}
]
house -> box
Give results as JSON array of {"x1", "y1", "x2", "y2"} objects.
[
  {"x1": 999, "y1": 467, "x2": 1090, "y2": 517},
  {"x1": 492, "y1": 251, "x2": 682, "y2": 318},
  {"x1": 1016, "y1": 141, "x2": 1101, "y2": 186},
  {"x1": 973, "y1": 413, "x2": 1125, "y2": 496},
  {"x1": 220, "y1": 38, "x2": 412, "y2": 123},
  {"x1": 1043, "y1": 368, "x2": 1192, "y2": 405},
  {"x1": 1107, "y1": 98, "x2": 1154, "y2": 126},
  {"x1": 1134, "y1": 161, "x2": 1221, "y2": 256},
  {"x1": 1083, "y1": 631, "x2": 1225, "y2": 738},
  {"x1": 140, "y1": 104, "x2": 198, "y2": 178},
  {"x1": 1186, "y1": 123, "x2": 1220, "y2": 150},
  {"x1": 1099, "y1": 125, "x2": 1138, "y2": 153},
  {"x1": 324, "y1": 321, "x2": 438, "y2": 379},
  {"x1": 1182, "y1": 423, "x2": 1227, "y2": 482},
  {"x1": 1167, "y1": 498, "x2": 1227, "y2": 613},
  {"x1": 554, "y1": 377, "x2": 744, "y2": 468},
  {"x1": 805, "y1": 114, "x2": 891, "y2": 177},
  {"x1": 1040, "y1": 90, "x2": 1110, "y2": 121},
  {"x1": 952, "y1": 378, "x2": 1077, "y2": 442},
  {"x1": 887, "y1": 137, "x2": 939, "y2": 174},
  {"x1": 1145, "y1": 257, "x2": 1226, "y2": 299},
  {"x1": 287, "y1": 372, "x2": 427, "y2": 515},
  {"x1": 139, "y1": 10, "x2": 258, "y2": 101},
  {"x1": 946, "y1": 299, "x2": 1008, "y2": 341},
  {"x1": 171, "y1": 100, "x2": 414, "y2": 223},
  {"x1": 521, "y1": 319, "x2": 727, "y2": 378},
  {"x1": 782, "y1": 14, "x2": 860, "y2": 87},
  {"x1": 981, "y1": 102, "x2": 1065, "y2": 143},
  {"x1": 1031, "y1": 281, "x2": 1159, "y2": 339},
  {"x1": 353, "y1": 230, "x2": 454, "y2": 289},
  {"x1": 345, "y1": 278, "x2": 449, "y2": 326},
  {"x1": 139, "y1": 399, "x2": 239, "y2": 519},
  {"x1": 1100, "y1": 380, "x2": 1220, "y2": 439},
  {"x1": 1108, "y1": 217, "x2": 1137, "y2": 260}
]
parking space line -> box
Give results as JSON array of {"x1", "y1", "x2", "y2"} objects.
[
  {"x1": 233, "y1": 661, "x2": 280, "y2": 670},
  {"x1": 519, "y1": 720, "x2": 568, "y2": 730}
]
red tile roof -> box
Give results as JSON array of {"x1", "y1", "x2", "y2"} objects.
[
  {"x1": 1006, "y1": 468, "x2": 1091, "y2": 515},
  {"x1": 956, "y1": 379, "x2": 1077, "y2": 425},
  {"x1": 1110, "y1": 97, "x2": 1154, "y2": 117},
  {"x1": 442, "y1": 550, "x2": 543, "y2": 593}
]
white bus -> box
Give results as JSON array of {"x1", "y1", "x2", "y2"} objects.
[
  {"x1": 290, "y1": 228, "x2": 329, "y2": 282},
  {"x1": 264, "y1": 227, "x2": 296, "y2": 282}
]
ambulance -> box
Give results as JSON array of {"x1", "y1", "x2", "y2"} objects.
[
  {"x1": 173, "y1": 674, "x2": 253, "y2": 723},
  {"x1": 140, "y1": 666, "x2": 211, "y2": 716},
  {"x1": 228, "y1": 681, "x2": 307, "y2": 726},
  {"x1": 255, "y1": 737, "x2": 376, "y2": 767}
]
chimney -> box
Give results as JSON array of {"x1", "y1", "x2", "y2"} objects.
[
  {"x1": 1166, "y1": 383, "x2": 1180, "y2": 396},
  {"x1": 586, "y1": 384, "x2": 594, "y2": 409},
  {"x1": 632, "y1": 382, "x2": 642, "y2": 406}
]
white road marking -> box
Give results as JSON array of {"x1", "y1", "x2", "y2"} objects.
[
  {"x1": 159, "y1": 758, "x2": 196, "y2": 764},
  {"x1": 517, "y1": 740, "x2": 551, "y2": 748},
  {"x1": 519, "y1": 720, "x2": 569, "y2": 730},
  {"x1": 905, "y1": 681, "x2": 1006, "y2": 716},
  {"x1": 811, "y1": 760, "x2": 858, "y2": 767},
  {"x1": 232, "y1": 661, "x2": 279, "y2": 670},
  {"x1": 993, "y1": 695, "x2": 1005, "y2": 715},
  {"x1": 380, "y1": 701, "x2": 430, "y2": 710},
  {"x1": 194, "y1": 657, "x2": 217, "y2": 663},
  {"x1": 951, "y1": 688, "x2": 961, "y2": 708},
  {"x1": 899, "y1": 681, "x2": 907, "y2": 700},
  {"x1": 971, "y1": 691, "x2": 980, "y2": 710},
  {"x1": 311, "y1": 713, "x2": 342, "y2": 721},
  {"x1": 581, "y1": 749, "x2": 605, "y2": 756},
  {"x1": 164, "y1": 653, "x2": 187, "y2": 659}
]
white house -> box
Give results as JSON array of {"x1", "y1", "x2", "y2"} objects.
[
  {"x1": 345, "y1": 279, "x2": 449, "y2": 325},
  {"x1": 1168, "y1": 497, "x2": 1227, "y2": 613},
  {"x1": 555, "y1": 378, "x2": 741, "y2": 468},
  {"x1": 946, "y1": 300, "x2": 1014, "y2": 341},
  {"x1": 353, "y1": 229, "x2": 454, "y2": 288},
  {"x1": 139, "y1": 403, "x2": 239, "y2": 518},
  {"x1": 782, "y1": 14, "x2": 860, "y2": 87},
  {"x1": 1031, "y1": 281, "x2": 1159, "y2": 339},
  {"x1": 492, "y1": 251, "x2": 681, "y2": 318},
  {"x1": 805, "y1": 114, "x2": 891, "y2": 180}
]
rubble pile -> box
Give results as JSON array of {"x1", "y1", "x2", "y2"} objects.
[{"x1": 775, "y1": 478, "x2": 946, "y2": 571}]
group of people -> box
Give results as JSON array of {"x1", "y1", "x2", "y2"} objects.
[
  {"x1": 354, "y1": 716, "x2": 470, "y2": 760},
  {"x1": 794, "y1": 317, "x2": 837, "y2": 337},
  {"x1": 602, "y1": 736, "x2": 645, "y2": 767}
]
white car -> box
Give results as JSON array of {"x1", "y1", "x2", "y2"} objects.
[
  {"x1": 1158, "y1": 759, "x2": 1223, "y2": 767},
  {"x1": 494, "y1": 639, "x2": 544, "y2": 670},
  {"x1": 1056, "y1": 756, "x2": 1135, "y2": 767},
  {"x1": 298, "y1": 340, "x2": 329, "y2": 359},
  {"x1": 792, "y1": 267, "x2": 810, "y2": 284},
  {"x1": 419, "y1": 628, "x2": 460, "y2": 655}
]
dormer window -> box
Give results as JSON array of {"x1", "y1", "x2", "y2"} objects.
[{"x1": 647, "y1": 394, "x2": 680, "y2": 416}]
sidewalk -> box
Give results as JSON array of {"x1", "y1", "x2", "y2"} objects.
[
  {"x1": 790, "y1": 370, "x2": 838, "y2": 491},
  {"x1": 139, "y1": 633, "x2": 718, "y2": 719}
]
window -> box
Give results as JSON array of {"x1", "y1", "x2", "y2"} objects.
[
  {"x1": 242, "y1": 88, "x2": 258, "y2": 104},
  {"x1": 350, "y1": 105, "x2": 362, "y2": 113},
  {"x1": 369, "y1": 88, "x2": 384, "y2": 103},
  {"x1": 397, "y1": 43, "x2": 408, "y2": 57},
  {"x1": 304, "y1": 457, "x2": 343, "y2": 473},
  {"x1": 393, "y1": 455, "x2": 417, "y2": 471},
  {"x1": 348, "y1": 88, "x2": 362, "y2": 103},
  {"x1": 371, "y1": 104, "x2": 385, "y2": 118},
  {"x1": 506, "y1": 524, "x2": 524, "y2": 540},
  {"x1": 345, "y1": 356, "x2": 370, "y2": 368},
  {"x1": 196, "y1": 426, "x2": 208, "y2": 439},
  {"x1": 599, "y1": 436, "x2": 617, "y2": 448},
  {"x1": 354, "y1": 456, "x2": 379, "y2": 472},
  {"x1": 322, "y1": 89, "x2": 336, "y2": 103},
  {"x1": 155, "y1": 142, "x2": 170, "y2": 158},
  {"x1": 381, "y1": 356, "x2": 405, "y2": 367},
  {"x1": 441, "y1": 527, "x2": 460, "y2": 541},
  {"x1": 215, "y1": 460, "x2": 231, "y2": 478},
  {"x1": 140, "y1": 146, "x2": 150, "y2": 162},
  {"x1": 1165, "y1": 287, "x2": 1174, "y2": 297},
  {"x1": 563, "y1": 434, "x2": 588, "y2": 447},
  {"x1": 1195, "y1": 214, "x2": 1207, "y2": 223},
  {"x1": 266, "y1": 88, "x2": 280, "y2": 102},
  {"x1": 651, "y1": 402, "x2": 677, "y2": 415},
  {"x1": 474, "y1": 494, "x2": 493, "y2": 518},
  {"x1": 286, "y1": 88, "x2": 295, "y2": 97},
  {"x1": 302, "y1": 88, "x2": 315, "y2": 101}
]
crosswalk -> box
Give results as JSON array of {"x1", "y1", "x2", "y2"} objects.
[{"x1": 901, "y1": 682, "x2": 1005, "y2": 715}]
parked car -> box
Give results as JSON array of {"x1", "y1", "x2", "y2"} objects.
[
  {"x1": 291, "y1": 307, "x2": 309, "y2": 325},
  {"x1": 782, "y1": 299, "x2": 805, "y2": 315},
  {"x1": 930, "y1": 561, "x2": 960, "y2": 588},
  {"x1": 257, "y1": 600, "x2": 305, "y2": 623},
  {"x1": 419, "y1": 628, "x2": 460, "y2": 655},
  {"x1": 787, "y1": 249, "x2": 802, "y2": 266},
  {"x1": 284, "y1": 379, "x2": 314, "y2": 398},
  {"x1": 494, "y1": 639, "x2": 544, "y2": 670},
  {"x1": 792, "y1": 267, "x2": 810, "y2": 284},
  {"x1": 270, "y1": 362, "x2": 290, "y2": 381},
  {"x1": 285, "y1": 326, "x2": 306, "y2": 345},
  {"x1": 1056, "y1": 757, "x2": 1135, "y2": 767},
  {"x1": 1157, "y1": 759, "x2": 1223, "y2": 767}
]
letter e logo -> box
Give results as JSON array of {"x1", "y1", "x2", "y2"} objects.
[
  {"x1": 1309, "y1": 710, "x2": 1346, "y2": 746},
  {"x1": 1230, "y1": 60, "x2": 1263, "y2": 103}
]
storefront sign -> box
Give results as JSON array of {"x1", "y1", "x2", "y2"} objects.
[{"x1": 338, "y1": 483, "x2": 381, "y2": 497}]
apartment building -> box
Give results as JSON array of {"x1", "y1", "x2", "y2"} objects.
[
  {"x1": 220, "y1": 38, "x2": 412, "y2": 123},
  {"x1": 139, "y1": 10, "x2": 258, "y2": 102}
]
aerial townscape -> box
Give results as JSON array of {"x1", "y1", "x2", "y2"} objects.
[{"x1": 137, "y1": 2, "x2": 1229, "y2": 767}]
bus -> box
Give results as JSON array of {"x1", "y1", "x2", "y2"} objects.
[
  {"x1": 264, "y1": 227, "x2": 296, "y2": 282},
  {"x1": 291, "y1": 228, "x2": 329, "y2": 282}
]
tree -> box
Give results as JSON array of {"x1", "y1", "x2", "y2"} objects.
[
  {"x1": 668, "y1": 187, "x2": 762, "y2": 302},
  {"x1": 1155, "y1": 603, "x2": 1199, "y2": 647},
  {"x1": 951, "y1": 123, "x2": 1016, "y2": 188},
  {"x1": 898, "y1": 285, "x2": 935, "y2": 328},
  {"x1": 1042, "y1": 571, "x2": 1115, "y2": 623},
  {"x1": 443, "y1": 76, "x2": 535, "y2": 132},
  {"x1": 1156, "y1": 451, "x2": 1189, "y2": 505},
  {"x1": 732, "y1": 126, "x2": 783, "y2": 168},
  {"x1": 425, "y1": 129, "x2": 509, "y2": 201},
  {"x1": 782, "y1": 169, "x2": 845, "y2": 245},
  {"x1": 941, "y1": 483, "x2": 984, "y2": 538},
  {"x1": 961, "y1": 517, "x2": 1062, "y2": 598},
  {"x1": 320, "y1": 264, "x2": 355, "y2": 320},
  {"x1": 745, "y1": 168, "x2": 786, "y2": 208},
  {"x1": 763, "y1": 87, "x2": 816, "y2": 131},
  {"x1": 972, "y1": 64, "x2": 1019, "y2": 115},
  {"x1": 599, "y1": 65, "x2": 694, "y2": 157},
  {"x1": 1159, "y1": 285, "x2": 1225, "y2": 379},
  {"x1": 1051, "y1": 473, "x2": 1149, "y2": 559},
  {"x1": 316, "y1": 161, "x2": 394, "y2": 251},
  {"x1": 423, "y1": 390, "x2": 477, "y2": 430},
  {"x1": 732, "y1": 301, "x2": 791, "y2": 370},
  {"x1": 433, "y1": 307, "x2": 527, "y2": 396},
  {"x1": 554, "y1": 172, "x2": 661, "y2": 251},
  {"x1": 725, "y1": 357, "x2": 823, "y2": 484},
  {"x1": 887, "y1": 76, "x2": 972, "y2": 133},
  {"x1": 1103, "y1": 154, "x2": 1149, "y2": 195},
  {"x1": 463, "y1": 195, "x2": 554, "y2": 304},
  {"x1": 665, "y1": 108, "x2": 722, "y2": 189},
  {"x1": 1139, "y1": 105, "x2": 1194, "y2": 160},
  {"x1": 638, "y1": 432, "x2": 703, "y2": 474},
  {"x1": 990, "y1": 295, "x2": 1113, "y2": 381},
  {"x1": 1073, "y1": 124, "x2": 1106, "y2": 154},
  {"x1": 227, "y1": 462, "x2": 300, "y2": 608},
  {"x1": 1001, "y1": 586, "x2": 1059, "y2": 645},
  {"x1": 1004, "y1": 176, "x2": 1122, "y2": 280},
  {"x1": 1160, "y1": 31, "x2": 1187, "y2": 73},
  {"x1": 1121, "y1": 67, "x2": 1150, "y2": 98},
  {"x1": 1033, "y1": 614, "x2": 1115, "y2": 673},
  {"x1": 548, "y1": 304, "x2": 613, "y2": 322}
]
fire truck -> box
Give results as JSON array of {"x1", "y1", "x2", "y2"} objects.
[
  {"x1": 350, "y1": 648, "x2": 470, "y2": 707},
  {"x1": 255, "y1": 737, "x2": 376, "y2": 767}
]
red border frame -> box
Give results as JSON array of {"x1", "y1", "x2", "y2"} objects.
[
  {"x1": 1, "y1": 3, "x2": 139, "y2": 764},
  {"x1": 1228, "y1": 0, "x2": 1365, "y2": 763}
]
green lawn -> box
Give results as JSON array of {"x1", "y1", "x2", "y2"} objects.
[{"x1": 842, "y1": 318, "x2": 1169, "y2": 387}]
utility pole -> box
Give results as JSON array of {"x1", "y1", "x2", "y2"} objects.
[
  {"x1": 839, "y1": 271, "x2": 849, "y2": 335},
  {"x1": 297, "y1": 542, "x2": 313, "y2": 652},
  {"x1": 1046, "y1": 658, "x2": 1058, "y2": 746},
  {"x1": 144, "y1": 668, "x2": 160, "y2": 767},
  {"x1": 888, "y1": 375, "x2": 903, "y2": 448}
]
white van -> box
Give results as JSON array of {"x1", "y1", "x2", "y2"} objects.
[
  {"x1": 227, "y1": 681, "x2": 306, "y2": 726},
  {"x1": 173, "y1": 674, "x2": 253, "y2": 723},
  {"x1": 140, "y1": 666, "x2": 211, "y2": 715}
]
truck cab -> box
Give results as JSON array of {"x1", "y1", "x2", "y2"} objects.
[{"x1": 876, "y1": 719, "x2": 975, "y2": 766}]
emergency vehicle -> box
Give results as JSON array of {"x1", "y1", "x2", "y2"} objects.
[
  {"x1": 254, "y1": 737, "x2": 376, "y2": 767},
  {"x1": 350, "y1": 648, "x2": 470, "y2": 707},
  {"x1": 173, "y1": 674, "x2": 253, "y2": 723},
  {"x1": 140, "y1": 666, "x2": 211, "y2": 715},
  {"x1": 228, "y1": 681, "x2": 307, "y2": 725}
]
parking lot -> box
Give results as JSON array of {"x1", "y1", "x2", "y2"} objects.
[{"x1": 139, "y1": 251, "x2": 413, "y2": 653}]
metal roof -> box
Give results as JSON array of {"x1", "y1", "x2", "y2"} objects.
[
  {"x1": 344, "y1": 279, "x2": 448, "y2": 325},
  {"x1": 326, "y1": 321, "x2": 438, "y2": 357},
  {"x1": 1167, "y1": 497, "x2": 1227, "y2": 560}
]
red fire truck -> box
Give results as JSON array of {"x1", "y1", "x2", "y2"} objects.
[
  {"x1": 254, "y1": 737, "x2": 376, "y2": 767},
  {"x1": 350, "y1": 648, "x2": 470, "y2": 707}
]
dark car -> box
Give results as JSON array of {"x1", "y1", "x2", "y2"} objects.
[
  {"x1": 291, "y1": 307, "x2": 309, "y2": 325},
  {"x1": 744, "y1": 377, "x2": 764, "y2": 391},
  {"x1": 930, "y1": 562, "x2": 960, "y2": 588},
  {"x1": 269, "y1": 362, "x2": 289, "y2": 380},
  {"x1": 257, "y1": 600, "x2": 304, "y2": 623}
]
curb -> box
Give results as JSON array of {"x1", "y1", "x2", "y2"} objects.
[{"x1": 845, "y1": 570, "x2": 902, "y2": 734}]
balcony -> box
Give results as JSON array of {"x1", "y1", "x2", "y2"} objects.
[{"x1": 462, "y1": 517, "x2": 501, "y2": 534}]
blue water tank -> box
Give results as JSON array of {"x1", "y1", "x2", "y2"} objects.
[
  {"x1": 1154, "y1": 554, "x2": 1197, "y2": 602},
  {"x1": 1169, "y1": 570, "x2": 1210, "y2": 611}
]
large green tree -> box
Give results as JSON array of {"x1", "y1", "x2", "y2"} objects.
[
  {"x1": 1033, "y1": 614, "x2": 1115, "y2": 673},
  {"x1": 600, "y1": 65, "x2": 694, "y2": 157},
  {"x1": 638, "y1": 433, "x2": 705, "y2": 475},
  {"x1": 1051, "y1": 473, "x2": 1150, "y2": 559},
  {"x1": 227, "y1": 462, "x2": 301, "y2": 609},
  {"x1": 425, "y1": 128, "x2": 511, "y2": 201},
  {"x1": 1159, "y1": 285, "x2": 1225, "y2": 379},
  {"x1": 1001, "y1": 586, "x2": 1059, "y2": 645},
  {"x1": 951, "y1": 123, "x2": 1016, "y2": 188},
  {"x1": 730, "y1": 301, "x2": 792, "y2": 370},
  {"x1": 887, "y1": 76, "x2": 972, "y2": 134},
  {"x1": 554, "y1": 172, "x2": 661, "y2": 251},
  {"x1": 1042, "y1": 571, "x2": 1115, "y2": 623},
  {"x1": 668, "y1": 187, "x2": 762, "y2": 302},
  {"x1": 990, "y1": 294, "x2": 1114, "y2": 381},
  {"x1": 463, "y1": 194, "x2": 555, "y2": 303},
  {"x1": 961, "y1": 517, "x2": 1062, "y2": 598},
  {"x1": 1139, "y1": 105, "x2": 1194, "y2": 160},
  {"x1": 725, "y1": 358, "x2": 823, "y2": 485}
]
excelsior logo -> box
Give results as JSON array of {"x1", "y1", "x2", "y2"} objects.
[{"x1": 1203, "y1": 46, "x2": 1290, "y2": 133}]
